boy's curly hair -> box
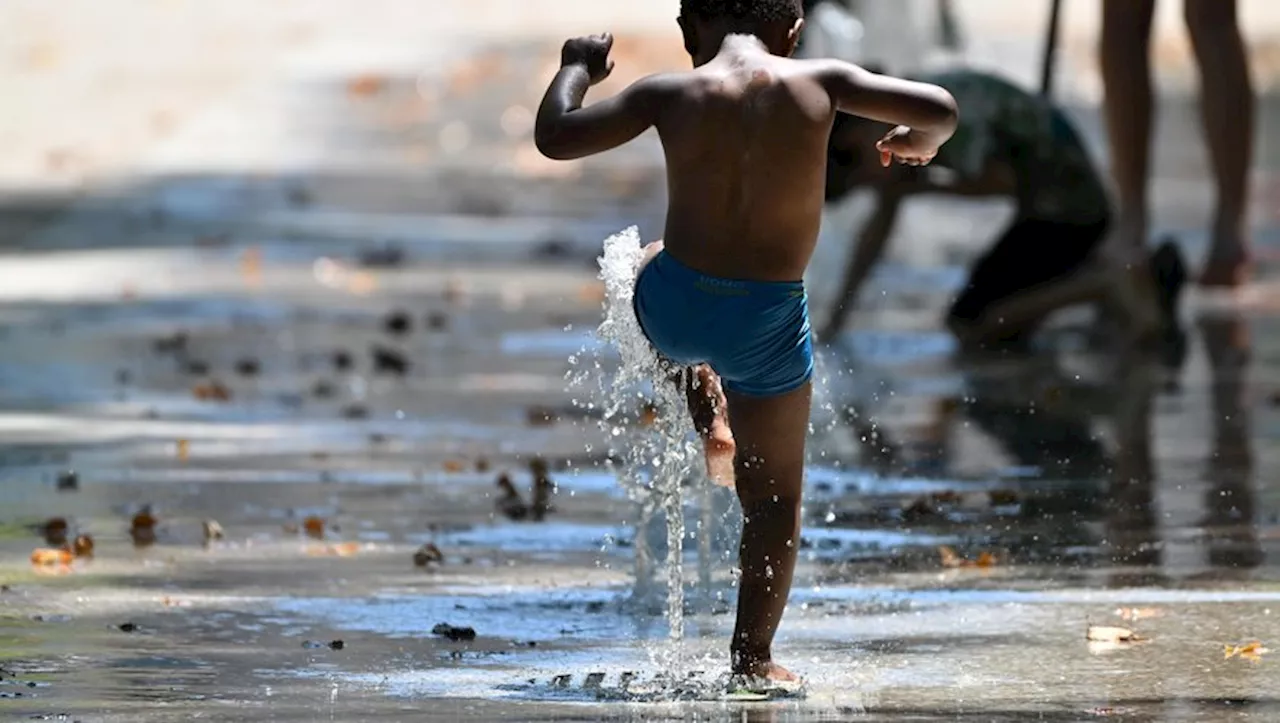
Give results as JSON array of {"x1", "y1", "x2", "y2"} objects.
[{"x1": 680, "y1": 0, "x2": 804, "y2": 23}]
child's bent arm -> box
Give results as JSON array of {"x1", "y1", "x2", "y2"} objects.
[
  {"x1": 818, "y1": 62, "x2": 958, "y2": 141},
  {"x1": 535, "y1": 70, "x2": 669, "y2": 161}
]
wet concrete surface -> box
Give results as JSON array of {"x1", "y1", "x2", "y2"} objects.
[{"x1": 3, "y1": 5, "x2": 1280, "y2": 723}]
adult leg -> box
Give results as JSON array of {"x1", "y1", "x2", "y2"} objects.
[
  {"x1": 1100, "y1": 0, "x2": 1157, "y2": 251},
  {"x1": 724, "y1": 382, "x2": 812, "y2": 681},
  {"x1": 1185, "y1": 0, "x2": 1256, "y2": 286}
]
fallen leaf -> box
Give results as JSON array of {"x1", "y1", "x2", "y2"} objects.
[
  {"x1": 303, "y1": 516, "x2": 326, "y2": 539},
  {"x1": 42, "y1": 518, "x2": 69, "y2": 546},
  {"x1": 938, "y1": 545, "x2": 964, "y2": 568},
  {"x1": 329, "y1": 542, "x2": 360, "y2": 557},
  {"x1": 1087, "y1": 626, "x2": 1144, "y2": 644},
  {"x1": 1225, "y1": 641, "x2": 1269, "y2": 660},
  {"x1": 118, "y1": 622, "x2": 138, "y2": 633},
  {"x1": 443, "y1": 460, "x2": 466, "y2": 473},
  {"x1": 72, "y1": 534, "x2": 94, "y2": 559},
  {"x1": 130, "y1": 507, "x2": 158, "y2": 547},
  {"x1": 241, "y1": 246, "x2": 263, "y2": 283},
  {"x1": 638, "y1": 403, "x2": 659, "y2": 427},
  {"x1": 347, "y1": 73, "x2": 386, "y2": 98},
  {"x1": 30, "y1": 548, "x2": 73, "y2": 567},
  {"x1": 192, "y1": 380, "x2": 232, "y2": 402},
  {"x1": 176, "y1": 439, "x2": 190, "y2": 461},
  {"x1": 474, "y1": 458, "x2": 491, "y2": 473},
  {"x1": 974, "y1": 551, "x2": 997, "y2": 568},
  {"x1": 235, "y1": 358, "x2": 261, "y2": 377},
  {"x1": 414, "y1": 543, "x2": 444, "y2": 568},
  {"x1": 371, "y1": 346, "x2": 409, "y2": 376}
]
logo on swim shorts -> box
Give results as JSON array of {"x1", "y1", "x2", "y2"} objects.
[{"x1": 695, "y1": 277, "x2": 750, "y2": 296}]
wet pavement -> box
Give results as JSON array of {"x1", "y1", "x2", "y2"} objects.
[{"x1": 3, "y1": 2, "x2": 1280, "y2": 722}]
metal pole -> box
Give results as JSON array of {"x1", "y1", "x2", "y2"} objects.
[{"x1": 1041, "y1": 0, "x2": 1064, "y2": 97}]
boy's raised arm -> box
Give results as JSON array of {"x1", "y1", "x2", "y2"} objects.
[
  {"x1": 818, "y1": 61, "x2": 958, "y2": 165},
  {"x1": 535, "y1": 33, "x2": 669, "y2": 161}
]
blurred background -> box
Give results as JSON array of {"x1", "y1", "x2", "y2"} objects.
[{"x1": 1, "y1": 1, "x2": 1279, "y2": 720}]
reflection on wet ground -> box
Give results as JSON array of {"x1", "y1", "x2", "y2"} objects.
[{"x1": 1, "y1": 35, "x2": 1279, "y2": 723}]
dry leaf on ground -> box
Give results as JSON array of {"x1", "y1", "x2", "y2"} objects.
[
  {"x1": 303, "y1": 516, "x2": 327, "y2": 539},
  {"x1": 31, "y1": 548, "x2": 73, "y2": 567},
  {"x1": 938, "y1": 546, "x2": 998, "y2": 569},
  {"x1": 1224, "y1": 641, "x2": 1269, "y2": 660}
]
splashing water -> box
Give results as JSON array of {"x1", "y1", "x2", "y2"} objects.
[{"x1": 566, "y1": 227, "x2": 701, "y2": 645}]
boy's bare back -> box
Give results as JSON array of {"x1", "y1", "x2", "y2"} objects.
[
  {"x1": 535, "y1": 31, "x2": 957, "y2": 283},
  {"x1": 647, "y1": 48, "x2": 847, "y2": 281}
]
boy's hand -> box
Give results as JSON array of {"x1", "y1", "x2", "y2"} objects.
[
  {"x1": 561, "y1": 33, "x2": 615, "y2": 85},
  {"x1": 876, "y1": 125, "x2": 941, "y2": 167}
]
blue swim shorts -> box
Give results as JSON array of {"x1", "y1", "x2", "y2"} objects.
[{"x1": 633, "y1": 250, "x2": 814, "y2": 397}]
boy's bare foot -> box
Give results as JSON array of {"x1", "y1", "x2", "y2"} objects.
[{"x1": 733, "y1": 660, "x2": 802, "y2": 684}]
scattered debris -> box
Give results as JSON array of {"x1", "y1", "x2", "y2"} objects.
[
  {"x1": 988, "y1": 490, "x2": 1021, "y2": 507},
  {"x1": 414, "y1": 543, "x2": 445, "y2": 568},
  {"x1": 1114, "y1": 608, "x2": 1161, "y2": 622},
  {"x1": 531, "y1": 458, "x2": 555, "y2": 521},
  {"x1": 1224, "y1": 641, "x2": 1268, "y2": 661},
  {"x1": 383, "y1": 311, "x2": 412, "y2": 336},
  {"x1": 938, "y1": 546, "x2": 997, "y2": 569},
  {"x1": 426, "y1": 311, "x2": 449, "y2": 331},
  {"x1": 235, "y1": 358, "x2": 261, "y2": 377},
  {"x1": 526, "y1": 406, "x2": 557, "y2": 426},
  {"x1": 130, "y1": 506, "x2": 158, "y2": 547},
  {"x1": 341, "y1": 404, "x2": 369, "y2": 420},
  {"x1": 193, "y1": 380, "x2": 232, "y2": 402},
  {"x1": 475, "y1": 457, "x2": 491, "y2": 473},
  {"x1": 56, "y1": 470, "x2": 79, "y2": 492},
  {"x1": 442, "y1": 459, "x2": 466, "y2": 473},
  {"x1": 311, "y1": 379, "x2": 337, "y2": 398},
  {"x1": 333, "y1": 350, "x2": 355, "y2": 372},
  {"x1": 202, "y1": 519, "x2": 224, "y2": 545},
  {"x1": 303, "y1": 516, "x2": 327, "y2": 540},
  {"x1": 118, "y1": 622, "x2": 138, "y2": 633},
  {"x1": 496, "y1": 473, "x2": 529, "y2": 521},
  {"x1": 183, "y1": 359, "x2": 211, "y2": 376},
  {"x1": 638, "y1": 403, "x2": 659, "y2": 427},
  {"x1": 432, "y1": 623, "x2": 476, "y2": 641},
  {"x1": 152, "y1": 332, "x2": 189, "y2": 355},
  {"x1": 176, "y1": 439, "x2": 190, "y2": 461},
  {"x1": 42, "y1": 518, "x2": 69, "y2": 546},
  {"x1": 1086, "y1": 626, "x2": 1144, "y2": 644},
  {"x1": 72, "y1": 534, "x2": 94, "y2": 558},
  {"x1": 533, "y1": 238, "x2": 572, "y2": 259},
  {"x1": 357, "y1": 243, "x2": 405, "y2": 269},
  {"x1": 302, "y1": 639, "x2": 347, "y2": 650},
  {"x1": 371, "y1": 345, "x2": 409, "y2": 376}
]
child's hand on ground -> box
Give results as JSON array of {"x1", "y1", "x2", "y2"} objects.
[
  {"x1": 876, "y1": 126, "x2": 941, "y2": 167},
  {"x1": 561, "y1": 33, "x2": 615, "y2": 85}
]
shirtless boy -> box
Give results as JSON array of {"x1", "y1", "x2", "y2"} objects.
[{"x1": 535, "y1": 0, "x2": 957, "y2": 682}]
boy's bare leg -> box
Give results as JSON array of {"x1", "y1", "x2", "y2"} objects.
[
  {"x1": 1100, "y1": 0, "x2": 1157, "y2": 252},
  {"x1": 724, "y1": 382, "x2": 811, "y2": 682},
  {"x1": 685, "y1": 365, "x2": 737, "y2": 487},
  {"x1": 1185, "y1": 0, "x2": 1255, "y2": 287}
]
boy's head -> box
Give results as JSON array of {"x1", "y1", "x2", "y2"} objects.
[{"x1": 678, "y1": 0, "x2": 805, "y2": 63}]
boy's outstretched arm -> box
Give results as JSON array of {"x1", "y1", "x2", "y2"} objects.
[
  {"x1": 535, "y1": 33, "x2": 669, "y2": 161},
  {"x1": 818, "y1": 62, "x2": 959, "y2": 165}
]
